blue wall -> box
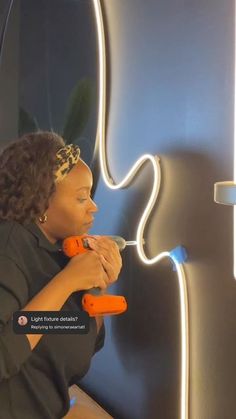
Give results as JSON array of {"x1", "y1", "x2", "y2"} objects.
[
  {"x1": 1, "y1": 1, "x2": 236, "y2": 418},
  {"x1": 80, "y1": 1, "x2": 236, "y2": 419}
]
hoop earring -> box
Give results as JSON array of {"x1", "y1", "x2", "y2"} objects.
[{"x1": 38, "y1": 214, "x2": 48, "y2": 223}]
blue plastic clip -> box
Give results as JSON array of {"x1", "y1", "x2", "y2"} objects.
[
  {"x1": 169, "y1": 246, "x2": 188, "y2": 271},
  {"x1": 70, "y1": 396, "x2": 77, "y2": 407}
]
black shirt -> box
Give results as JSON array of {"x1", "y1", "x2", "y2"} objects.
[{"x1": 0, "y1": 220, "x2": 105, "y2": 419}]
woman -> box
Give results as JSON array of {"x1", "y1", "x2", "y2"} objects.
[{"x1": 0, "y1": 131, "x2": 122, "y2": 418}]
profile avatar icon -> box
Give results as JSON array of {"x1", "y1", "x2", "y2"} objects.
[{"x1": 18, "y1": 315, "x2": 28, "y2": 326}]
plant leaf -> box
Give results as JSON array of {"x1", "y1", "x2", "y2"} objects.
[
  {"x1": 18, "y1": 107, "x2": 39, "y2": 136},
  {"x1": 62, "y1": 78, "x2": 93, "y2": 144}
]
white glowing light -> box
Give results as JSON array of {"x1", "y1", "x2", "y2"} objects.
[{"x1": 92, "y1": 1, "x2": 189, "y2": 418}]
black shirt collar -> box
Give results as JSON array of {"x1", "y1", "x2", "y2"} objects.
[{"x1": 23, "y1": 222, "x2": 63, "y2": 253}]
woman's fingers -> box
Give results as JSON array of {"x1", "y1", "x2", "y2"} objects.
[
  {"x1": 99, "y1": 255, "x2": 117, "y2": 284},
  {"x1": 86, "y1": 237, "x2": 122, "y2": 285},
  {"x1": 87, "y1": 237, "x2": 122, "y2": 270}
]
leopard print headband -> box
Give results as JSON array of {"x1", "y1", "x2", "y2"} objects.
[{"x1": 54, "y1": 144, "x2": 81, "y2": 182}]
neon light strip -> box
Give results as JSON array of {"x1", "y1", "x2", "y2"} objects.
[{"x1": 92, "y1": 1, "x2": 189, "y2": 418}]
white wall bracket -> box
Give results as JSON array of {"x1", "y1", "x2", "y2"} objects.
[{"x1": 214, "y1": 181, "x2": 236, "y2": 205}]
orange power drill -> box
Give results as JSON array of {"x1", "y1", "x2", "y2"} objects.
[{"x1": 62, "y1": 235, "x2": 135, "y2": 317}]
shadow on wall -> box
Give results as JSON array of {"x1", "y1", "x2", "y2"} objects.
[
  {"x1": 107, "y1": 149, "x2": 232, "y2": 418},
  {"x1": 79, "y1": 147, "x2": 233, "y2": 419}
]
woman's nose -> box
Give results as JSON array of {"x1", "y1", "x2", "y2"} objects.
[{"x1": 90, "y1": 199, "x2": 98, "y2": 212}]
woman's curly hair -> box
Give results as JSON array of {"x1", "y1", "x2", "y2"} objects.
[{"x1": 0, "y1": 131, "x2": 65, "y2": 224}]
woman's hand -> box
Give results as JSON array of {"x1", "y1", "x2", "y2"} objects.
[
  {"x1": 86, "y1": 236, "x2": 122, "y2": 286},
  {"x1": 61, "y1": 251, "x2": 110, "y2": 293}
]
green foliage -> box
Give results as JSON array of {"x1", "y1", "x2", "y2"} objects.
[
  {"x1": 18, "y1": 78, "x2": 93, "y2": 144},
  {"x1": 62, "y1": 78, "x2": 93, "y2": 144},
  {"x1": 18, "y1": 107, "x2": 38, "y2": 137}
]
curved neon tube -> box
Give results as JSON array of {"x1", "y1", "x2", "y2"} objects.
[{"x1": 92, "y1": 1, "x2": 189, "y2": 418}]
